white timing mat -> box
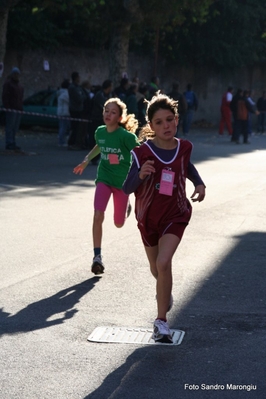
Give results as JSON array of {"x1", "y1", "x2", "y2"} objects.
[{"x1": 87, "y1": 326, "x2": 185, "y2": 346}]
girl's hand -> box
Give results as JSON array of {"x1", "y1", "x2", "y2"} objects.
[
  {"x1": 139, "y1": 160, "x2": 155, "y2": 180},
  {"x1": 73, "y1": 160, "x2": 88, "y2": 175},
  {"x1": 191, "y1": 184, "x2": 206, "y2": 202}
]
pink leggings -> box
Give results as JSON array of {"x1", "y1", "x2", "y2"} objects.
[{"x1": 94, "y1": 182, "x2": 129, "y2": 226}]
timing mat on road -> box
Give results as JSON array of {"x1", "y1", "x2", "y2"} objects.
[{"x1": 87, "y1": 326, "x2": 185, "y2": 346}]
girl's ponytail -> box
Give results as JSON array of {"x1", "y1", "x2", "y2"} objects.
[{"x1": 120, "y1": 113, "x2": 138, "y2": 133}]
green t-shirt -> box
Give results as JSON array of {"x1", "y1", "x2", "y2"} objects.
[{"x1": 95, "y1": 125, "x2": 139, "y2": 189}]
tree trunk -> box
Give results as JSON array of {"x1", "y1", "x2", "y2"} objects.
[
  {"x1": 108, "y1": 0, "x2": 142, "y2": 86},
  {"x1": 0, "y1": 8, "x2": 9, "y2": 67},
  {"x1": 0, "y1": 1, "x2": 22, "y2": 71},
  {"x1": 109, "y1": 23, "x2": 132, "y2": 87}
]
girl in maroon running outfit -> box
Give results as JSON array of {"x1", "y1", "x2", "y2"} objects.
[{"x1": 123, "y1": 93, "x2": 206, "y2": 343}]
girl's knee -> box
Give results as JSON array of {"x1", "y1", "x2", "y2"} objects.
[
  {"x1": 156, "y1": 260, "x2": 171, "y2": 274},
  {"x1": 115, "y1": 223, "x2": 124, "y2": 228},
  {"x1": 94, "y1": 211, "x2": 104, "y2": 223}
]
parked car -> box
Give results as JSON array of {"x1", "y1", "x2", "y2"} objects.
[
  {"x1": 0, "y1": 85, "x2": 102, "y2": 128},
  {"x1": 0, "y1": 88, "x2": 58, "y2": 128},
  {"x1": 21, "y1": 89, "x2": 58, "y2": 127}
]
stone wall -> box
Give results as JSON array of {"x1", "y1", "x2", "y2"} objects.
[{"x1": 1, "y1": 47, "x2": 266, "y2": 128}]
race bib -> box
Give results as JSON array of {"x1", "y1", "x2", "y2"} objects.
[
  {"x1": 159, "y1": 169, "x2": 175, "y2": 196},
  {"x1": 108, "y1": 154, "x2": 119, "y2": 164}
]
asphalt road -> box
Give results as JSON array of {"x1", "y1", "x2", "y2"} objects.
[{"x1": 0, "y1": 127, "x2": 266, "y2": 398}]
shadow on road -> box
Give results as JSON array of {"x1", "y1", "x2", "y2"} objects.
[
  {"x1": 0, "y1": 130, "x2": 97, "y2": 198},
  {"x1": 1, "y1": 130, "x2": 266, "y2": 197},
  {"x1": 0, "y1": 277, "x2": 101, "y2": 336},
  {"x1": 84, "y1": 232, "x2": 266, "y2": 399}
]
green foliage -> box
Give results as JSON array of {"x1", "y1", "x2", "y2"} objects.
[
  {"x1": 7, "y1": 0, "x2": 214, "y2": 51},
  {"x1": 161, "y1": 0, "x2": 266, "y2": 67},
  {"x1": 0, "y1": 0, "x2": 22, "y2": 11},
  {"x1": 6, "y1": 0, "x2": 266, "y2": 69},
  {"x1": 129, "y1": 0, "x2": 214, "y2": 57},
  {"x1": 6, "y1": 0, "x2": 107, "y2": 50},
  {"x1": 7, "y1": 3, "x2": 63, "y2": 50}
]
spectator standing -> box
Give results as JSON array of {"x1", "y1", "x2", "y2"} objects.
[
  {"x1": 132, "y1": 76, "x2": 140, "y2": 86},
  {"x1": 182, "y1": 83, "x2": 198, "y2": 135},
  {"x1": 256, "y1": 91, "x2": 266, "y2": 133},
  {"x1": 136, "y1": 83, "x2": 148, "y2": 128},
  {"x1": 219, "y1": 86, "x2": 233, "y2": 136},
  {"x1": 235, "y1": 89, "x2": 258, "y2": 144},
  {"x1": 168, "y1": 82, "x2": 187, "y2": 135},
  {"x1": 57, "y1": 79, "x2": 70, "y2": 147},
  {"x1": 114, "y1": 77, "x2": 130, "y2": 101},
  {"x1": 68, "y1": 71, "x2": 87, "y2": 150},
  {"x1": 148, "y1": 76, "x2": 160, "y2": 99},
  {"x1": 125, "y1": 83, "x2": 139, "y2": 118},
  {"x1": 2, "y1": 67, "x2": 24, "y2": 150},
  {"x1": 80, "y1": 80, "x2": 94, "y2": 149},
  {"x1": 247, "y1": 90, "x2": 256, "y2": 135},
  {"x1": 230, "y1": 88, "x2": 243, "y2": 142},
  {"x1": 89, "y1": 79, "x2": 113, "y2": 164}
]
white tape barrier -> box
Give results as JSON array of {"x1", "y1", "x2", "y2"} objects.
[{"x1": 1, "y1": 107, "x2": 90, "y2": 123}]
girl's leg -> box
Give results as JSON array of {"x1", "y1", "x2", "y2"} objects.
[
  {"x1": 93, "y1": 183, "x2": 112, "y2": 248},
  {"x1": 156, "y1": 234, "x2": 180, "y2": 320},
  {"x1": 144, "y1": 233, "x2": 180, "y2": 320},
  {"x1": 112, "y1": 187, "x2": 129, "y2": 227},
  {"x1": 92, "y1": 210, "x2": 105, "y2": 248},
  {"x1": 91, "y1": 183, "x2": 112, "y2": 274},
  {"x1": 144, "y1": 245, "x2": 159, "y2": 279}
]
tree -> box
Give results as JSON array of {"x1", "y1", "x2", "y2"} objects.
[
  {"x1": 4, "y1": 0, "x2": 215, "y2": 84},
  {"x1": 0, "y1": 0, "x2": 22, "y2": 69},
  {"x1": 81, "y1": 0, "x2": 215, "y2": 84},
  {"x1": 162, "y1": 0, "x2": 266, "y2": 69}
]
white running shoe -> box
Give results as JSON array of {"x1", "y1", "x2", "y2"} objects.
[
  {"x1": 91, "y1": 255, "x2": 104, "y2": 275},
  {"x1": 153, "y1": 319, "x2": 173, "y2": 343}
]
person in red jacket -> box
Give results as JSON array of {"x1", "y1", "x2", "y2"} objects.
[
  {"x1": 2, "y1": 67, "x2": 24, "y2": 150},
  {"x1": 219, "y1": 86, "x2": 233, "y2": 136}
]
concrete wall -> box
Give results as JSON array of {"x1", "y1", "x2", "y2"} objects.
[{"x1": 1, "y1": 47, "x2": 266, "y2": 128}]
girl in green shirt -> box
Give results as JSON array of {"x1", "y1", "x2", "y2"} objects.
[{"x1": 73, "y1": 97, "x2": 139, "y2": 274}]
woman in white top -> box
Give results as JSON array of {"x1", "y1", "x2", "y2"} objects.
[{"x1": 57, "y1": 79, "x2": 70, "y2": 146}]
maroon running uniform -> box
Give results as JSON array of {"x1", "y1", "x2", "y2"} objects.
[{"x1": 132, "y1": 138, "x2": 193, "y2": 246}]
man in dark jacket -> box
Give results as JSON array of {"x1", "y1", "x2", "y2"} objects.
[
  {"x1": 230, "y1": 88, "x2": 243, "y2": 142},
  {"x1": 168, "y1": 82, "x2": 187, "y2": 135},
  {"x1": 256, "y1": 91, "x2": 266, "y2": 133},
  {"x1": 88, "y1": 79, "x2": 113, "y2": 164},
  {"x1": 67, "y1": 71, "x2": 87, "y2": 150},
  {"x1": 2, "y1": 67, "x2": 24, "y2": 150},
  {"x1": 114, "y1": 77, "x2": 130, "y2": 101},
  {"x1": 182, "y1": 83, "x2": 198, "y2": 135},
  {"x1": 235, "y1": 90, "x2": 259, "y2": 144}
]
